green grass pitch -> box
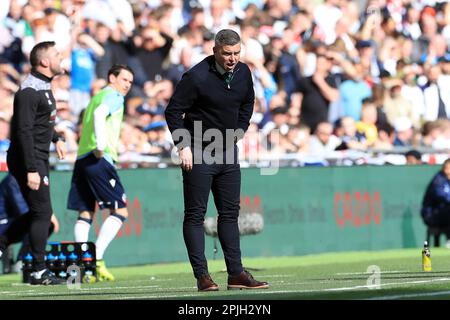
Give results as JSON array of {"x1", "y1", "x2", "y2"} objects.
[{"x1": 2, "y1": 248, "x2": 450, "y2": 300}]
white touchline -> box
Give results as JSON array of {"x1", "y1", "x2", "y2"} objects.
[
  {"x1": 5, "y1": 277, "x2": 450, "y2": 299},
  {"x1": 112, "y1": 277, "x2": 450, "y2": 300},
  {"x1": 335, "y1": 270, "x2": 407, "y2": 275},
  {"x1": 366, "y1": 290, "x2": 450, "y2": 300}
]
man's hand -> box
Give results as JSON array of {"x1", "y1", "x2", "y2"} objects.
[
  {"x1": 55, "y1": 140, "x2": 66, "y2": 160},
  {"x1": 179, "y1": 147, "x2": 193, "y2": 171},
  {"x1": 27, "y1": 172, "x2": 41, "y2": 191},
  {"x1": 93, "y1": 149, "x2": 104, "y2": 159},
  {"x1": 50, "y1": 214, "x2": 60, "y2": 233},
  {"x1": 312, "y1": 72, "x2": 325, "y2": 85}
]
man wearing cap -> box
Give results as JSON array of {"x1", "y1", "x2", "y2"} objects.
[
  {"x1": 393, "y1": 117, "x2": 414, "y2": 147},
  {"x1": 143, "y1": 120, "x2": 171, "y2": 157},
  {"x1": 67, "y1": 64, "x2": 134, "y2": 282},
  {"x1": 165, "y1": 29, "x2": 269, "y2": 292}
]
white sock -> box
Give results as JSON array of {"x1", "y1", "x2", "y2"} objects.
[
  {"x1": 95, "y1": 215, "x2": 124, "y2": 260},
  {"x1": 74, "y1": 219, "x2": 91, "y2": 242}
]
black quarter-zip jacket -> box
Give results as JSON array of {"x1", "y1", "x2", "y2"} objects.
[
  {"x1": 165, "y1": 55, "x2": 255, "y2": 148},
  {"x1": 9, "y1": 69, "x2": 61, "y2": 172}
]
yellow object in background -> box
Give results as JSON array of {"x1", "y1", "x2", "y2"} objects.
[{"x1": 422, "y1": 241, "x2": 432, "y2": 272}]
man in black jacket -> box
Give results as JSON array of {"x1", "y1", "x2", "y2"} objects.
[
  {"x1": 165, "y1": 29, "x2": 268, "y2": 291},
  {"x1": 0, "y1": 41, "x2": 66, "y2": 285}
]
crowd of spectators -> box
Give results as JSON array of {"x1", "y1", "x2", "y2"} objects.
[{"x1": 1, "y1": 0, "x2": 450, "y2": 168}]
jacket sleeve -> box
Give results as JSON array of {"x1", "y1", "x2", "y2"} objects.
[
  {"x1": 165, "y1": 72, "x2": 198, "y2": 146},
  {"x1": 237, "y1": 69, "x2": 255, "y2": 133},
  {"x1": 14, "y1": 88, "x2": 39, "y2": 172}
]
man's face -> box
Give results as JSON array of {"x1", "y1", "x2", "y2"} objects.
[
  {"x1": 110, "y1": 69, "x2": 134, "y2": 96},
  {"x1": 213, "y1": 43, "x2": 241, "y2": 72},
  {"x1": 44, "y1": 46, "x2": 64, "y2": 76},
  {"x1": 316, "y1": 124, "x2": 332, "y2": 144},
  {"x1": 406, "y1": 155, "x2": 421, "y2": 165}
]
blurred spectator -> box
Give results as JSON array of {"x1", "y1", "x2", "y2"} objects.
[
  {"x1": 423, "y1": 64, "x2": 450, "y2": 121},
  {"x1": 313, "y1": 0, "x2": 342, "y2": 45},
  {"x1": 383, "y1": 78, "x2": 419, "y2": 129},
  {"x1": 296, "y1": 53, "x2": 339, "y2": 133},
  {"x1": 335, "y1": 116, "x2": 367, "y2": 151},
  {"x1": 164, "y1": 45, "x2": 193, "y2": 87},
  {"x1": 142, "y1": 120, "x2": 172, "y2": 157},
  {"x1": 405, "y1": 149, "x2": 423, "y2": 165},
  {"x1": 286, "y1": 124, "x2": 311, "y2": 154},
  {"x1": 400, "y1": 63, "x2": 426, "y2": 121},
  {"x1": 356, "y1": 99, "x2": 378, "y2": 147},
  {"x1": 272, "y1": 29, "x2": 302, "y2": 98},
  {"x1": 132, "y1": 27, "x2": 173, "y2": 84},
  {"x1": 393, "y1": 117, "x2": 414, "y2": 147},
  {"x1": 339, "y1": 63, "x2": 372, "y2": 121},
  {"x1": 373, "y1": 122, "x2": 395, "y2": 150},
  {"x1": 69, "y1": 32, "x2": 105, "y2": 118},
  {"x1": 309, "y1": 121, "x2": 341, "y2": 156}
]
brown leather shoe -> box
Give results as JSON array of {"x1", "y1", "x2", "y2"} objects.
[
  {"x1": 227, "y1": 270, "x2": 269, "y2": 290},
  {"x1": 197, "y1": 274, "x2": 219, "y2": 292}
]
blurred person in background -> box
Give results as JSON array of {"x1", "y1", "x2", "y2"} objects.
[
  {"x1": 296, "y1": 52, "x2": 339, "y2": 133},
  {"x1": 405, "y1": 149, "x2": 422, "y2": 165},
  {"x1": 69, "y1": 30, "x2": 105, "y2": 118},
  {"x1": 308, "y1": 121, "x2": 341, "y2": 156},
  {"x1": 423, "y1": 64, "x2": 450, "y2": 122}
]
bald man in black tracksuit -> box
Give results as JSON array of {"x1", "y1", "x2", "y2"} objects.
[{"x1": 165, "y1": 29, "x2": 268, "y2": 291}]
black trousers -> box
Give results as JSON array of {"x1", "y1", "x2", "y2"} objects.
[
  {"x1": 182, "y1": 147, "x2": 243, "y2": 278},
  {"x1": 0, "y1": 154, "x2": 53, "y2": 271}
]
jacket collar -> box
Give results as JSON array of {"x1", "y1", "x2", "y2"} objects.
[{"x1": 31, "y1": 69, "x2": 53, "y2": 83}]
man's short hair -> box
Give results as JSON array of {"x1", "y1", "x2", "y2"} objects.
[
  {"x1": 29, "y1": 41, "x2": 56, "y2": 68},
  {"x1": 405, "y1": 149, "x2": 422, "y2": 161},
  {"x1": 215, "y1": 29, "x2": 241, "y2": 47},
  {"x1": 107, "y1": 64, "x2": 134, "y2": 81}
]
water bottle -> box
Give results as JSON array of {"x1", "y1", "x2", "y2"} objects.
[
  {"x1": 46, "y1": 253, "x2": 57, "y2": 273},
  {"x1": 22, "y1": 253, "x2": 33, "y2": 283},
  {"x1": 57, "y1": 252, "x2": 67, "y2": 279},
  {"x1": 81, "y1": 251, "x2": 96, "y2": 283},
  {"x1": 422, "y1": 241, "x2": 432, "y2": 272}
]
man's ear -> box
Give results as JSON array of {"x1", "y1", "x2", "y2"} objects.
[
  {"x1": 212, "y1": 46, "x2": 217, "y2": 54},
  {"x1": 40, "y1": 57, "x2": 50, "y2": 68},
  {"x1": 108, "y1": 74, "x2": 115, "y2": 85}
]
